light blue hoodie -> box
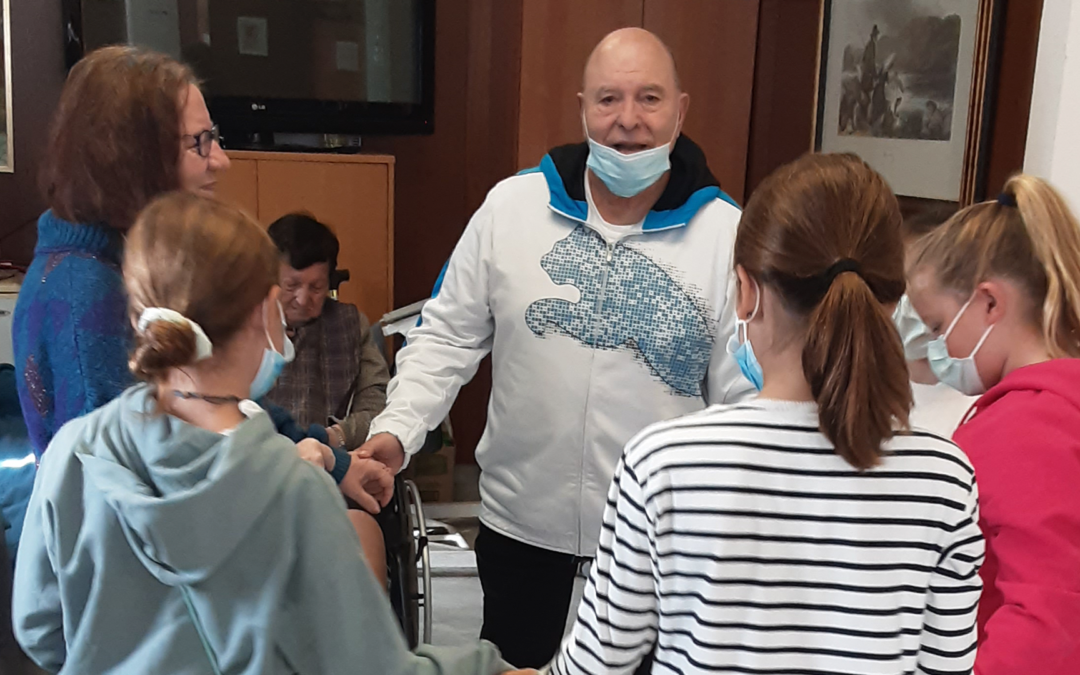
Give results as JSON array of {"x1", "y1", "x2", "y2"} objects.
[{"x1": 13, "y1": 385, "x2": 511, "y2": 674}]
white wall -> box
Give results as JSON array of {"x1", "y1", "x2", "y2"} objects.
[{"x1": 1025, "y1": 0, "x2": 1080, "y2": 210}]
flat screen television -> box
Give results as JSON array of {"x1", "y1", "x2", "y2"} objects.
[{"x1": 61, "y1": 0, "x2": 436, "y2": 138}]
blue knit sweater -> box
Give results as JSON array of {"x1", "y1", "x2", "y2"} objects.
[
  {"x1": 14, "y1": 211, "x2": 132, "y2": 458},
  {"x1": 12, "y1": 211, "x2": 352, "y2": 481}
]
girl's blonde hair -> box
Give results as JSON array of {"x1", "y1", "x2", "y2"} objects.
[{"x1": 912, "y1": 174, "x2": 1080, "y2": 359}]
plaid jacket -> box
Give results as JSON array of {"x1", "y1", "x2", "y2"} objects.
[{"x1": 265, "y1": 300, "x2": 389, "y2": 448}]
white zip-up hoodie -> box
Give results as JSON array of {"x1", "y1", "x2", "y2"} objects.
[{"x1": 370, "y1": 137, "x2": 753, "y2": 556}]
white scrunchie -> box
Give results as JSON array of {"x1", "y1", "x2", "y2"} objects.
[{"x1": 137, "y1": 308, "x2": 214, "y2": 362}]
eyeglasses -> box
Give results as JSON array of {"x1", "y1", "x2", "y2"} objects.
[{"x1": 184, "y1": 125, "x2": 222, "y2": 159}]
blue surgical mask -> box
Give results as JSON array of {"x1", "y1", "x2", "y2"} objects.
[
  {"x1": 926, "y1": 294, "x2": 994, "y2": 397},
  {"x1": 583, "y1": 114, "x2": 679, "y2": 198},
  {"x1": 250, "y1": 300, "x2": 295, "y2": 401},
  {"x1": 726, "y1": 281, "x2": 764, "y2": 391},
  {"x1": 892, "y1": 295, "x2": 932, "y2": 361}
]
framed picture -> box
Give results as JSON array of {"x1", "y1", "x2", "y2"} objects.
[
  {"x1": 0, "y1": 0, "x2": 11, "y2": 173},
  {"x1": 814, "y1": 0, "x2": 1004, "y2": 204}
]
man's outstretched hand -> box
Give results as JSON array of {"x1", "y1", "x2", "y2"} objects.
[
  {"x1": 355, "y1": 433, "x2": 407, "y2": 474},
  {"x1": 338, "y1": 456, "x2": 394, "y2": 513}
]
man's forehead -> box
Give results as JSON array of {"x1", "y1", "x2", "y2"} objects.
[{"x1": 582, "y1": 35, "x2": 679, "y2": 93}]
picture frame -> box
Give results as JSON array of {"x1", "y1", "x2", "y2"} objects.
[
  {"x1": 0, "y1": 0, "x2": 12, "y2": 173},
  {"x1": 814, "y1": 0, "x2": 1005, "y2": 204}
]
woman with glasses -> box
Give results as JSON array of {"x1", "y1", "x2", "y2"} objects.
[
  {"x1": 10, "y1": 47, "x2": 396, "y2": 592},
  {"x1": 13, "y1": 46, "x2": 230, "y2": 459}
]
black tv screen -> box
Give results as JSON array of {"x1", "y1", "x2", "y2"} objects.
[{"x1": 62, "y1": 0, "x2": 436, "y2": 136}]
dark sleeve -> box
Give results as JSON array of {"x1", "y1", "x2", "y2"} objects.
[
  {"x1": 261, "y1": 401, "x2": 350, "y2": 484},
  {"x1": 261, "y1": 401, "x2": 331, "y2": 445}
]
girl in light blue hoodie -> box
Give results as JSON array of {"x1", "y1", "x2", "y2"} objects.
[{"x1": 13, "y1": 193, "x2": 529, "y2": 675}]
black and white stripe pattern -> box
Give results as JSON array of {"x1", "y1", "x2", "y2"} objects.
[{"x1": 553, "y1": 399, "x2": 984, "y2": 675}]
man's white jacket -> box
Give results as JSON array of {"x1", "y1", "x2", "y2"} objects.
[{"x1": 370, "y1": 137, "x2": 753, "y2": 556}]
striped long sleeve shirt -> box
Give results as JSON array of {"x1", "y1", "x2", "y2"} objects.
[{"x1": 553, "y1": 399, "x2": 984, "y2": 675}]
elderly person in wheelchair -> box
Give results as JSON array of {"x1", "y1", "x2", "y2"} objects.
[
  {"x1": 260, "y1": 213, "x2": 449, "y2": 648},
  {"x1": 261, "y1": 213, "x2": 393, "y2": 586}
]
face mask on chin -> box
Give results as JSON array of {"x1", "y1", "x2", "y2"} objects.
[{"x1": 583, "y1": 112, "x2": 680, "y2": 198}]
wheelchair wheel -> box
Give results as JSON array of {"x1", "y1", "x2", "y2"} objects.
[
  {"x1": 377, "y1": 475, "x2": 421, "y2": 647},
  {"x1": 376, "y1": 476, "x2": 432, "y2": 647},
  {"x1": 404, "y1": 479, "x2": 433, "y2": 645}
]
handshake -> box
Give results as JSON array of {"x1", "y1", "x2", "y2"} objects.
[{"x1": 292, "y1": 432, "x2": 410, "y2": 514}]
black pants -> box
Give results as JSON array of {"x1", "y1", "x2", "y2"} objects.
[{"x1": 475, "y1": 524, "x2": 655, "y2": 672}]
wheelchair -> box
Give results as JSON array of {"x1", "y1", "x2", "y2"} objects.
[
  {"x1": 334, "y1": 270, "x2": 435, "y2": 648},
  {"x1": 379, "y1": 473, "x2": 432, "y2": 648}
]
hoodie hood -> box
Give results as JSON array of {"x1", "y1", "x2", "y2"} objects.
[
  {"x1": 73, "y1": 385, "x2": 297, "y2": 586},
  {"x1": 973, "y1": 359, "x2": 1080, "y2": 418},
  {"x1": 524, "y1": 135, "x2": 739, "y2": 232}
]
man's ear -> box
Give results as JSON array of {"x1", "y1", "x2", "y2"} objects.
[{"x1": 677, "y1": 92, "x2": 690, "y2": 134}]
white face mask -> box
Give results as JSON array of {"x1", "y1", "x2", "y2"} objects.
[
  {"x1": 892, "y1": 295, "x2": 933, "y2": 361},
  {"x1": 926, "y1": 294, "x2": 995, "y2": 397},
  {"x1": 582, "y1": 112, "x2": 680, "y2": 198},
  {"x1": 249, "y1": 300, "x2": 295, "y2": 401}
]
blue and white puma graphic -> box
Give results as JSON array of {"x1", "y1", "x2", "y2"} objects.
[{"x1": 526, "y1": 225, "x2": 713, "y2": 397}]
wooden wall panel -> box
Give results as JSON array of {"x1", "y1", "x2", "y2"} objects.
[
  {"x1": 465, "y1": 0, "x2": 524, "y2": 213},
  {"x1": 984, "y1": 0, "x2": 1044, "y2": 196},
  {"x1": 517, "y1": 0, "x2": 645, "y2": 169},
  {"x1": 645, "y1": 0, "x2": 760, "y2": 203},
  {"x1": 256, "y1": 160, "x2": 393, "y2": 323},
  {"x1": 745, "y1": 0, "x2": 823, "y2": 197}
]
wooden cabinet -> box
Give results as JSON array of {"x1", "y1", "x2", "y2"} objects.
[{"x1": 216, "y1": 151, "x2": 395, "y2": 324}]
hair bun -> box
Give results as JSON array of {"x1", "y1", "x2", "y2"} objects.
[{"x1": 130, "y1": 318, "x2": 198, "y2": 381}]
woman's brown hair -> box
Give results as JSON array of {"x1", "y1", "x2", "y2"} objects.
[
  {"x1": 736, "y1": 153, "x2": 911, "y2": 470},
  {"x1": 124, "y1": 193, "x2": 280, "y2": 382},
  {"x1": 42, "y1": 46, "x2": 197, "y2": 229},
  {"x1": 911, "y1": 174, "x2": 1080, "y2": 359}
]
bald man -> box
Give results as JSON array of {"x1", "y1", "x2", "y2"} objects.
[{"x1": 362, "y1": 28, "x2": 752, "y2": 667}]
